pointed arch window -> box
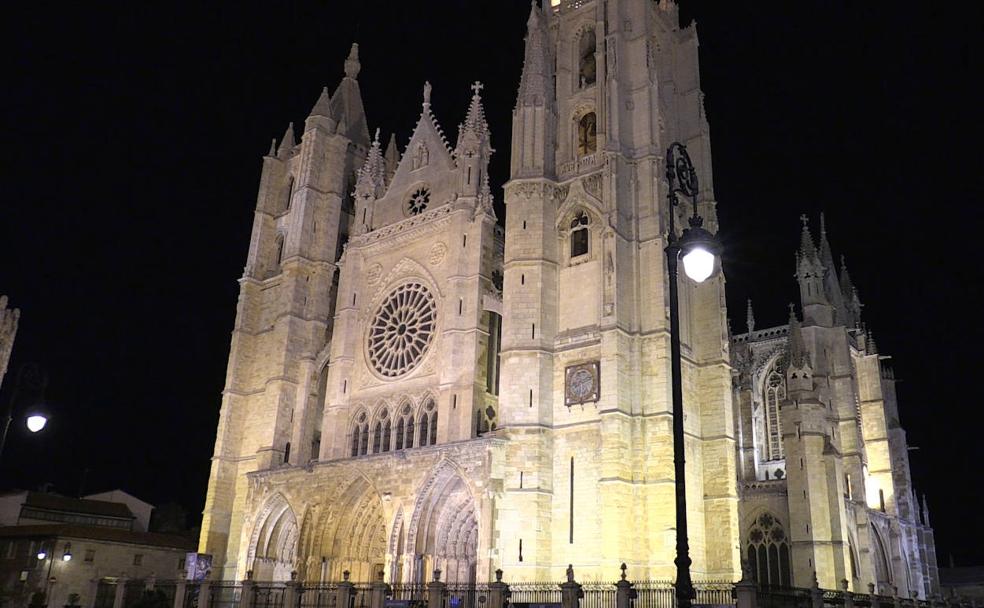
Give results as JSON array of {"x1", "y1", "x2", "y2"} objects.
[
  {"x1": 747, "y1": 513, "x2": 791, "y2": 587},
  {"x1": 285, "y1": 176, "x2": 294, "y2": 212},
  {"x1": 570, "y1": 212, "x2": 590, "y2": 258},
  {"x1": 351, "y1": 412, "x2": 369, "y2": 457},
  {"x1": 274, "y1": 233, "x2": 286, "y2": 269},
  {"x1": 396, "y1": 405, "x2": 414, "y2": 450},
  {"x1": 578, "y1": 29, "x2": 597, "y2": 88},
  {"x1": 764, "y1": 360, "x2": 787, "y2": 461},
  {"x1": 380, "y1": 409, "x2": 392, "y2": 453},
  {"x1": 577, "y1": 113, "x2": 597, "y2": 157},
  {"x1": 419, "y1": 399, "x2": 437, "y2": 447}
]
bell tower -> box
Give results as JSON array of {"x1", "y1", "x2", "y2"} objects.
[{"x1": 497, "y1": 0, "x2": 738, "y2": 581}]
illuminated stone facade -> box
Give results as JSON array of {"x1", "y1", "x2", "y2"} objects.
[
  {"x1": 732, "y1": 218, "x2": 940, "y2": 598},
  {"x1": 199, "y1": 0, "x2": 938, "y2": 596}
]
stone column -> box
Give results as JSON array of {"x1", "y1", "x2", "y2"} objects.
[
  {"x1": 488, "y1": 569, "x2": 510, "y2": 608},
  {"x1": 842, "y1": 580, "x2": 855, "y2": 608},
  {"x1": 615, "y1": 564, "x2": 637, "y2": 608},
  {"x1": 427, "y1": 570, "x2": 447, "y2": 608},
  {"x1": 113, "y1": 577, "x2": 129, "y2": 608},
  {"x1": 734, "y1": 562, "x2": 757, "y2": 608},
  {"x1": 560, "y1": 566, "x2": 583, "y2": 608},
  {"x1": 336, "y1": 571, "x2": 355, "y2": 608},
  {"x1": 371, "y1": 571, "x2": 392, "y2": 608}
]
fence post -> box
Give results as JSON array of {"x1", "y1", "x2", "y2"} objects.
[
  {"x1": 489, "y1": 569, "x2": 510, "y2": 608},
  {"x1": 241, "y1": 573, "x2": 255, "y2": 608},
  {"x1": 199, "y1": 577, "x2": 213, "y2": 608},
  {"x1": 615, "y1": 564, "x2": 637, "y2": 608},
  {"x1": 337, "y1": 571, "x2": 355, "y2": 608},
  {"x1": 892, "y1": 586, "x2": 901, "y2": 608},
  {"x1": 371, "y1": 571, "x2": 392, "y2": 608},
  {"x1": 174, "y1": 579, "x2": 187, "y2": 608},
  {"x1": 735, "y1": 561, "x2": 757, "y2": 608},
  {"x1": 146, "y1": 575, "x2": 158, "y2": 591},
  {"x1": 842, "y1": 580, "x2": 854, "y2": 608},
  {"x1": 869, "y1": 583, "x2": 880, "y2": 608},
  {"x1": 428, "y1": 569, "x2": 447, "y2": 608},
  {"x1": 810, "y1": 573, "x2": 823, "y2": 608},
  {"x1": 285, "y1": 571, "x2": 300, "y2": 608},
  {"x1": 113, "y1": 576, "x2": 129, "y2": 608},
  {"x1": 560, "y1": 565, "x2": 583, "y2": 608}
]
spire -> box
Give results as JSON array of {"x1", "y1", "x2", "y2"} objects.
[
  {"x1": 746, "y1": 299, "x2": 755, "y2": 333},
  {"x1": 921, "y1": 495, "x2": 931, "y2": 526},
  {"x1": 516, "y1": 1, "x2": 553, "y2": 107},
  {"x1": 866, "y1": 328, "x2": 878, "y2": 355},
  {"x1": 330, "y1": 43, "x2": 370, "y2": 147},
  {"x1": 277, "y1": 123, "x2": 295, "y2": 159},
  {"x1": 798, "y1": 214, "x2": 819, "y2": 262},
  {"x1": 267, "y1": 138, "x2": 277, "y2": 157},
  {"x1": 461, "y1": 81, "x2": 490, "y2": 138},
  {"x1": 356, "y1": 128, "x2": 386, "y2": 196},
  {"x1": 839, "y1": 255, "x2": 854, "y2": 297},
  {"x1": 818, "y1": 212, "x2": 835, "y2": 270},
  {"x1": 344, "y1": 43, "x2": 361, "y2": 80},
  {"x1": 384, "y1": 133, "x2": 400, "y2": 180},
  {"x1": 309, "y1": 86, "x2": 333, "y2": 118},
  {"x1": 788, "y1": 304, "x2": 808, "y2": 368}
]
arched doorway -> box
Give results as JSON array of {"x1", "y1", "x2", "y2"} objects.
[
  {"x1": 246, "y1": 494, "x2": 299, "y2": 581},
  {"x1": 317, "y1": 477, "x2": 388, "y2": 582},
  {"x1": 405, "y1": 463, "x2": 479, "y2": 584}
]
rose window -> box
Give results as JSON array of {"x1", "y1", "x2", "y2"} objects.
[
  {"x1": 367, "y1": 282, "x2": 437, "y2": 378},
  {"x1": 407, "y1": 187, "x2": 430, "y2": 215}
]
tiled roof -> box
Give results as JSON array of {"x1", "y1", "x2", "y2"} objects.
[
  {"x1": 23, "y1": 492, "x2": 134, "y2": 520},
  {"x1": 0, "y1": 524, "x2": 195, "y2": 550}
]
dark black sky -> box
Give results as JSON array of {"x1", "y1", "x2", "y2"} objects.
[{"x1": 2, "y1": 1, "x2": 980, "y2": 564}]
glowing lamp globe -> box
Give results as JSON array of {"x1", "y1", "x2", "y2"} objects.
[
  {"x1": 62, "y1": 552, "x2": 72, "y2": 562},
  {"x1": 26, "y1": 415, "x2": 47, "y2": 433},
  {"x1": 37, "y1": 550, "x2": 47, "y2": 560},
  {"x1": 682, "y1": 247, "x2": 716, "y2": 283}
]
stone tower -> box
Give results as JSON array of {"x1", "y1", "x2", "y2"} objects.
[
  {"x1": 199, "y1": 44, "x2": 370, "y2": 580},
  {"x1": 497, "y1": 0, "x2": 738, "y2": 580}
]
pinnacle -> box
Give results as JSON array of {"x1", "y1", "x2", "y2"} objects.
[
  {"x1": 309, "y1": 86, "x2": 333, "y2": 118},
  {"x1": 277, "y1": 123, "x2": 295, "y2": 159},
  {"x1": 788, "y1": 304, "x2": 808, "y2": 368},
  {"x1": 461, "y1": 81, "x2": 489, "y2": 138},
  {"x1": 267, "y1": 138, "x2": 277, "y2": 157},
  {"x1": 798, "y1": 214, "x2": 819, "y2": 262},
  {"x1": 746, "y1": 299, "x2": 755, "y2": 333},
  {"x1": 344, "y1": 43, "x2": 361, "y2": 80},
  {"x1": 385, "y1": 133, "x2": 399, "y2": 164}
]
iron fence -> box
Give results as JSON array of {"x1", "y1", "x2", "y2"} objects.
[{"x1": 298, "y1": 584, "x2": 340, "y2": 608}]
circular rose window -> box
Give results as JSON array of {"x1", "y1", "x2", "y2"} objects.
[{"x1": 367, "y1": 282, "x2": 437, "y2": 378}]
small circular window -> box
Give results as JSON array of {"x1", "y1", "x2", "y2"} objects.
[
  {"x1": 367, "y1": 282, "x2": 437, "y2": 378},
  {"x1": 407, "y1": 187, "x2": 430, "y2": 215}
]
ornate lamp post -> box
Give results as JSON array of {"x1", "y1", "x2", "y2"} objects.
[
  {"x1": 0, "y1": 363, "x2": 49, "y2": 465},
  {"x1": 664, "y1": 142, "x2": 721, "y2": 608}
]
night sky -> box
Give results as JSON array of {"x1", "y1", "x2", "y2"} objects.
[{"x1": 2, "y1": 1, "x2": 980, "y2": 564}]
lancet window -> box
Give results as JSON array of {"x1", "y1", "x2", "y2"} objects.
[
  {"x1": 577, "y1": 113, "x2": 597, "y2": 157},
  {"x1": 763, "y1": 360, "x2": 787, "y2": 461},
  {"x1": 395, "y1": 405, "x2": 415, "y2": 450},
  {"x1": 570, "y1": 211, "x2": 590, "y2": 258},
  {"x1": 747, "y1": 513, "x2": 791, "y2": 587},
  {"x1": 419, "y1": 399, "x2": 438, "y2": 447},
  {"x1": 578, "y1": 29, "x2": 597, "y2": 88},
  {"x1": 351, "y1": 412, "x2": 369, "y2": 457}
]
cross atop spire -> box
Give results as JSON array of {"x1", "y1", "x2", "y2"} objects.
[
  {"x1": 471, "y1": 81, "x2": 484, "y2": 97},
  {"x1": 800, "y1": 214, "x2": 809, "y2": 228}
]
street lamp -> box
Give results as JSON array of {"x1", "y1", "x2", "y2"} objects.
[
  {"x1": 664, "y1": 142, "x2": 721, "y2": 608},
  {"x1": 0, "y1": 363, "x2": 50, "y2": 465}
]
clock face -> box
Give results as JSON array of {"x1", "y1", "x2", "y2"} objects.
[
  {"x1": 569, "y1": 369, "x2": 594, "y2": 399},
  {"x1": 565, "y1": 361, "x2": 600, "y2": 406}
]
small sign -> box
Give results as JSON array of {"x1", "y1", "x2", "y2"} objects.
[{"x1": 185, "y1": 553, "x2": 213, "y2": 581}]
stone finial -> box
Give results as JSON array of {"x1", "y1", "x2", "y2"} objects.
[
  {"x1": 620, "y1": 563, "x2": 627, "y2": 581},
  {"x1": 344, "y1": 43, "x2": 361, "y2": 79},
  {"x1": 841, "y1": 579, "x2": 850, "y2": 592},
  {"x1": 423, "y1": 81, "x2": 433, "y2": 106},
  {"x1": 566, "y1": 564, "x2": 575, "y2": 583},
  {"x1": 495, "y1": 569, "x2": 503, "y2": 582},
  {"x1": 869, "y1": 583, "x2": 876, "y2": 595},
  {"x1": 246, "y1": 570, "x2": 253, "y2": 581},
  {"x1": 433, "y1": 569, "x2": 442, "y2": 582},
  {"x1": 291, "y1": 571, "x2": 298, "y2": 581},
  {"x1": 746, "y1": 299, "x2": 755, "y2": 333},
  {"x1": 343, "y1": 570, "x2": 351, "y2": 581}
]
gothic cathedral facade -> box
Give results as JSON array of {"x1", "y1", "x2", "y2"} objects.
[{"x1": 199, "y1": 0, "x2": 938, "y2": 597}]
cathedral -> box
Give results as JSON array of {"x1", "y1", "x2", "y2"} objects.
[{"x1": 198, "y1": 0, "x2": 940, "y2": 598}]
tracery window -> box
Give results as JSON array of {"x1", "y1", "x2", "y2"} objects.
[
  {"x1": 747, "y1": 513, "x2": 791, "y2": 587},
  {"x1": 419, "y1": 399, "x2": 437, "y2": 447},
  {"x1": 578, "y1": 29, "x2": 597, "y2": 88},
  {"x1": 407, "y1": 186, "x2": 430, "y2": 215},
  {"x1": 367, "y1": 282, "x2": 438, "y2": 378},
  {"x1": 577, "y1": 113, "x2": 597, "y2": 157},
  {"x1": 570, "y1": 211, "x2": 590, "y2": 258},
  {"x1": 763, "y1": 361, "x2": 787, "y2": 461},
  {"x1": 395, "y1": 404, "x2": 415, "y2": 450},
  {"x1": 351, "y1": 412, "x2": 369, "y2": 457}
]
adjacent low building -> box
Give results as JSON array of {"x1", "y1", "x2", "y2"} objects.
[{"x1": 0, "y1": 491, "x2": 194, "y2": 608}]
